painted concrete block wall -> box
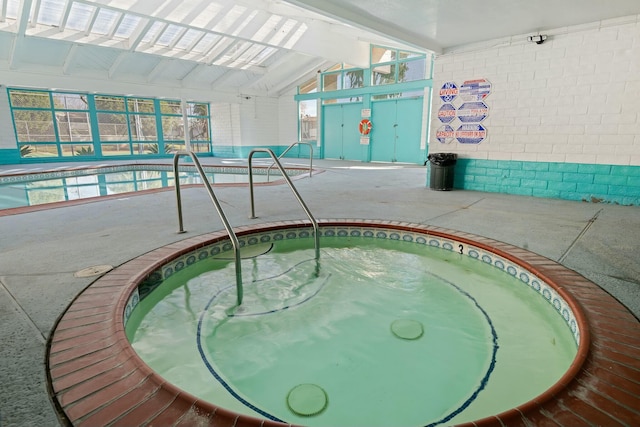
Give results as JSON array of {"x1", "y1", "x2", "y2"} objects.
[
  {"x1": 428, "y1": 15, "x2": 640, "y2": 205},
  {"x1": 211, "y1": 96, "x2": 296, "y2": 158}
]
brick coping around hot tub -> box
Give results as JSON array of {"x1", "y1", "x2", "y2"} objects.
[{"x1": 47, "y1": 220, "x2": 640, "y2": 427}]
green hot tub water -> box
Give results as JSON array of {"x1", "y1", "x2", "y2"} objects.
[{"x1": 125, "y1": 237, "x2": 577, "y2": 427}]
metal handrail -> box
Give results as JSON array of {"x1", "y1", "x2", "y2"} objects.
[
  {"x1": 248, "y1": 148, "x2": 320, "y2": 261},
  {"x1": 266, "y1": 141, "x2": 313, "y2": 181},
  {"x1": 173, "y1": 151, "x2": 243, "y2": 305}
]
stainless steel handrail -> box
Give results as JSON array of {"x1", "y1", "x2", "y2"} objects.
[
  {"x1": 248, "y1": 148, "x2": 320, "y2": 261},
  {"x1": 266, "y1": 141, "x2": 313, "y2": 181},
  {"x1": 173, "y1": 151, "x2": 243, "y2": 305}
]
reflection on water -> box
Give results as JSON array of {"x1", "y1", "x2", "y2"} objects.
[{"x1": 0, "y1": 168, "x2": 272, "y2": 209}]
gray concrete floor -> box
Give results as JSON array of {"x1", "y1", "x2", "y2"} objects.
[{"x1": 0, "y1": 158, "x2": 638, "y2": 427}]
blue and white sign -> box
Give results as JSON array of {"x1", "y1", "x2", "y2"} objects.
[
  {"x1": 459, "y1": 79, "x2": 492, "y2": 102},
  {"x1": 457, "y1": 101, "x2": 489, "y2": 123},
  {"x1": 439, "y1": 82, "x2": 458, "y2": 102},
  {"x1": 436, "y1": 125, "x2": 455, "y2": 144},
  {"x1": 437, "y1": 103, "x2": 456, "y2": 123},
  {"x1": 456, "y1": 124, "x2": 487, "y2": 144}
]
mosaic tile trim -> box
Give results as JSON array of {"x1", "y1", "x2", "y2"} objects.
[
  {"x1": 125, "y1": 226, "x2": 581, "y2": 345},
  {"x1": 0, "y1": 164, "x2": 302, "y2": 184}
]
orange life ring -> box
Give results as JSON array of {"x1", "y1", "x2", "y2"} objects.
[{"x1": 359, "y1": 119, "x2": 372, "y2": 135}]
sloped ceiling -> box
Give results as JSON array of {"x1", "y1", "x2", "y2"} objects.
[{"x1": 0, "y1": 0, "x2": 639, "y2": 99}]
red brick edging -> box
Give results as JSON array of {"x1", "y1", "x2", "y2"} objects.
[{"x1": 47, "y1": 220, "x2": 640, "y2": 426}]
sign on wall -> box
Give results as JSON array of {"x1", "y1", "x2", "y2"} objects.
[
  {"x1": 435, "y1": 79, "x2": 491, "y2": 144},
  {"x1": 439, "y1": 82, "x2": 459, "y2": 103},
  {"x1": 437, "y1": 103, "x2": 456, "y2": 123},
  {"x1": 459, "y1": 79, "x2": 492, "y2": 102},
  {"x1": 456, "y1": 124, "x2": 487, "y2": 144}
]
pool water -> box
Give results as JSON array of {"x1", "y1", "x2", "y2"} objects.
[
  {"x1": 126, "y1": 236, "x2": 577, "y2": 427},
  {"x1": 0, "y1": 165, "x2": 287, "y2": 209}
]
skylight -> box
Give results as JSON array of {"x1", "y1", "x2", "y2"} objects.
[{"x1": 1, "y1": 0, "x2": 309, "y2": 72}]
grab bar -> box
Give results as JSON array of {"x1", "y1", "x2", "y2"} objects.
[
  {"x1": 248, "y1": 148, "x2": 320, "y2": 261},
  {"x1": 173, "y1": 151, "x2": 243, "y2": 305},
  {"x1": 266, "y1": 141, "x2": 313, "y2": 181}
]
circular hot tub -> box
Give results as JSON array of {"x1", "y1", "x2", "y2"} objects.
[{"x1": 47, "y1": 220, "x2": 640, "y2": 427}]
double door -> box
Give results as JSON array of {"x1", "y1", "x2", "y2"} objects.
[
  {"x1": 322, "y1": 97, "x2": 424, "y2": 164},
  {"x1": 322, "y1": 102, "x2": 366, "y2": 161},
  {"x1": 370, "y1": 97, "x2": 423, "y2": 164}
]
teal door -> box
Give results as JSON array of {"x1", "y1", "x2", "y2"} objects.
[
  {"x1": 370, "y1": 97, "x2": 424, "y2": 164},
  {"x1": 323, "y1": 102, "x2": 364, "y2": 161}
]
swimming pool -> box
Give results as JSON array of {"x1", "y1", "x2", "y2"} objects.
[
  {"x1": 48, "y1": 220, "x2": 602, "y2": 427},
  {"x1": 0, "y1": 164, "x2": 305, "y2": 211}
]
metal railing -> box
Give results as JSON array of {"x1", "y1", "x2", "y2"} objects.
[
  {"x1": 173, "y1": 151, "x2": 244, "y2": 305},
  {"x1": 248, "y1": 148, "x2": 320, "y2": 261},
  {"x1": 266, "y1": 141, "x2": 313, "y2": 181}
]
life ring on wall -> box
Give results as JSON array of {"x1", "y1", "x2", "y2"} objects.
[{"x1": 359, "y1": 119, "x2": 372, "y2": 135}]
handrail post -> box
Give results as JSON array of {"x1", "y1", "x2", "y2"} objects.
[
  {"x1": 267, "y1": 141, "x2": 313, "y2": 181},
  {"x1": 173, "y1": 151, "x2": 243, "y2": 305},
  {"x1": 249, "y1": 148, "x2": 320, "y2": 261}
]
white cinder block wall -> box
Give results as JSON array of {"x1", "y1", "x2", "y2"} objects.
[
  {"x1": 430, "y1": 16, "x2": 640, "y2": 164},
  {"x1": 428, "y1": 15, "x2": 640, "y2": 204}
]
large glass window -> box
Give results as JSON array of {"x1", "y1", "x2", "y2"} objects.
[
  {"x1": 96, "y1": 96, "x2": 158, "y2": 156},
  {"x1": 321, "y1": 64, "x2": 365, "y2": 92},
  {"x1": 371, "y1": 46, "x2": 427, "y2": 86},
  {"x1": 9, "y1": 88, "x2": 212, "y2": 159}
]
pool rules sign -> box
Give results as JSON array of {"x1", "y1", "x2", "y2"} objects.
[{"x1": 436, "y1": 79, "x2": 491, "y2": 144}]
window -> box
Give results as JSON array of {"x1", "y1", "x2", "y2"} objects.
[
  {"x1": 9, "y1": 88, "x2": 212, "y2": 159},
  {"x1": 160, "y1": 101, "x2": 211, "y2": 153},
  {"x1": 96, "y1": 96, "x2": 158, "y2": 156},
  {"x1": 321, "y1": 64, "x2": 365, "y2": 91},
  {"x1": 370, "y1": 46, "x2": 427, "y2": 86},
  {"x1": 299, "y1": 100, "x2": 317, "y2": 141}
]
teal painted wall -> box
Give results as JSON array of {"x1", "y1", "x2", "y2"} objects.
[
  {"x1": 427, "y1": 158, "x2": 640, "y2": 206},
  {"x1": 0, "y1": 149, "x2": 21, "y2": 164},
  {"x1": 212, "y1": 144, "x2": 319, "y2": 159}
]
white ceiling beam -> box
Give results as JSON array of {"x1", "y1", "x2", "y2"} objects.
[
  {"x1": 107, "y1": 11, "x2": 125, "y2": 37},
  {"x1": 204, "y1": 37, "x2": 233, "y2": 64},
  {"x1": 58, "y1": 0, "x2": 71, "y2": 31},
  {"x1": 155, "y1": 0, "x2": 183, "y2": 21},
  {"x1": 168, "y1": 26, "x2": 188, "y2": 49},
  {"x1": 30, "y1": 0, "x2": 41, "y2": 28},
  {"x1": 84, "y1": 6, "x2": 100, "y2": 35},
  {"x1": 181, "y1": 0, "x2": 214, "y2": 25},
  {"x1": 127, "y1": 18, "x2": 153, "y2": 50},
  {"x1": 147, "y1": 58, "x2": 171, "y2": 82},
  {"x1": 202, "y1": 1, "x2": 235, "y2": 30},
  {"x1": 285, "y1": 0, "x2": 442, "y2": 53},
  {"x1": 9, "y1": 0, "x2": 34, "y2": 69},
  {"x1": 1, "y1": 0, "x2": 8, "y2": 22},
  {"x1": 108, "y1": 51, "x2": 128, "y2": 78},
  {"x1": 62, "y1": 43, "x2": 79, "y2": 74}
]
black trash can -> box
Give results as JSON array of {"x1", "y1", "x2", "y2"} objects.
[{"x1": 427, "y1": 153, "x2": 457, "y2": 190}]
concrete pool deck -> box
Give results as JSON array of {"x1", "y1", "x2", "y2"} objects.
[{"x1": 0, "y1": 158, "x2": 639, "y2": 426}]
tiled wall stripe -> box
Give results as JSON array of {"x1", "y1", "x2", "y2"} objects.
[
  {"x1": 124, "y1": 226, "x2": 581, "y2": 346},
  {"x1": 435, "y1": 158, "x2": 640, "y2": 205}
]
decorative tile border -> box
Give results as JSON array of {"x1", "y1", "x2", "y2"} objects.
[
  {"x1": 124, "y1": 225, "x2": 580, "y2": 345},
  {"x1": 0, "y1": 164, "x2": 304, "y2": 184}
]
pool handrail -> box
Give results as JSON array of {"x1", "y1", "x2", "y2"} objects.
[
  {"x1": 173, "y1": 151, "x2": 243, "y2": 305},
  {"x1": 248, "y1": 148, "x2": 320, "y2": 261},
  {"x1": 266, "y1": 141, "x2": 313, "y2": 181}
]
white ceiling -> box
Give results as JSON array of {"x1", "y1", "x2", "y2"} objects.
[{"x1": 1, "y1": 0, "x2": 639, "y2": 98}]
